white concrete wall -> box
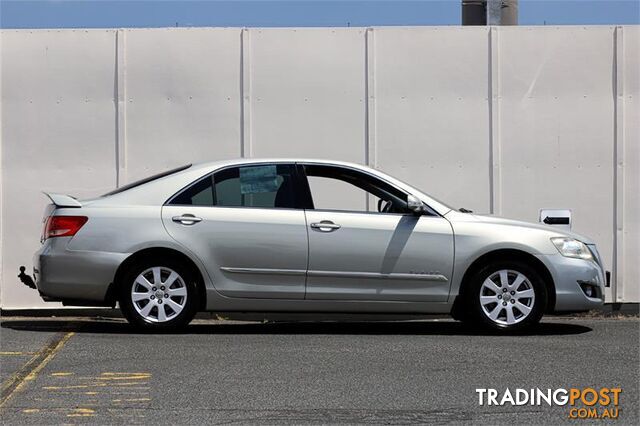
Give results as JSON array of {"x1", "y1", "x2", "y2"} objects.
[{"x1": 1, "y1": 26, "x2": 638, "y2": 308}]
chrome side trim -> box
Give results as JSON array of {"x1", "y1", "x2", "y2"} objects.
[
  {"x1": 220, "y1": 267, "x2": 306, "y2": 276},
  {"x1": 220, "y1": 267, "x2": 449, "y2": 282},
  {"x1": 307, "y1": 270, "x2": 449, "y2": 282}
]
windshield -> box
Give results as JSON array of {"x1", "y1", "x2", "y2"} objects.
[{"x1": 102, "y1": 164, "x2": 192, "y2": 196}]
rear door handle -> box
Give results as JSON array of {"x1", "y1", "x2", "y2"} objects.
[
  {"x1": 310, "y1": 221, "x2": 341, "y2": 232},
  {"x1": 172, "y1": 214, "x2": 202, "y2": 225}
]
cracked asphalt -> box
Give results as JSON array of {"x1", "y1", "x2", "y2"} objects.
[{"x1": 0, "y1": 317, "x2": 638, "y2": 425}]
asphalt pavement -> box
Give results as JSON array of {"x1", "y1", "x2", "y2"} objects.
[{"x1": 0, "y1": 316, "x2": 638, "y2": 425}]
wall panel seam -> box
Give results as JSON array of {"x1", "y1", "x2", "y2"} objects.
[
  {"x1": 115, "y1": 29, "x2": 127, "y2": 187},
  {"x1": 365, "y1": 27, "x2": 376, "y2": 169},
  {"x1": 241, "y1": 28, "x2": 251, "y2": 158},
  {"x1": 365, "y1": 27, "x2": 376, "y2": 211},
  {"x1": 489, "y1": 27, "x2": 501, "y2": 215}
]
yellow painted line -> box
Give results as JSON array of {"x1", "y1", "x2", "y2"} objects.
[
  {"x1": 71, "y1": 408, "x2": 95, "y2": 413},
  {"x1": 111, "y1": 382, "x2": 150, "y2": 386},
  {"x1": 0, "y1": 332, "x2": 75, "y2": 410},
  {"x1": 45, "y1": 381, "x2": 109, "y2": 387},
  {"x1": 97, "y1": 375, "x2": 151, "y2": 381},
  {"x1": 67, "y1": 407, "x2": 95, "y2": 417},
  {"x1": 22, "y1": 408, "x2": 40, "y2": 413},
  {"x1": 43, "y1": 384, "x2": 89, "y2": 390},
  {"x1": 51, "y1": 372, "x2": 73, "y2": 376},
  {"x1": 100, "y1": 372, "x2": 150, "y2": 376},
  {"x1": 0, "y1": 352, "x2": 35, "y2": 356}
]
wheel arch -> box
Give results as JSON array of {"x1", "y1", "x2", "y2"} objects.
[
  {"x1": 452, "y1": 248, "x2": 556, "y2": 317},
  {"x1": 108, "y1": 247, "x2": 207, "y2": 310}
]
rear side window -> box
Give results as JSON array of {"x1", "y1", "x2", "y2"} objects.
[
  {"x1": 169, "y1": 164, "x2": 298, "y2": 209},
  {"x1": 170, "y1": 175, "x2": 214, "y2": 206}
]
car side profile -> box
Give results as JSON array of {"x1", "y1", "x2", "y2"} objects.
[{"x1": 31, "y1": 159, "x2": 606, "y2": 330}]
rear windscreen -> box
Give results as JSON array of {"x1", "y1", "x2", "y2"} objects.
[{"x1": 102, "y1": 164, "x2": 192, "y2": 196}]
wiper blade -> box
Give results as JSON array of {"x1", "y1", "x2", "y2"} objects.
[{"x1": 458, "y1": 207, "x2": 473, "y2": 213}]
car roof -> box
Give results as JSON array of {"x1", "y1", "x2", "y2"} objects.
[{"x1": 190, "y1": 158, "x2": 368, "y2": 170}]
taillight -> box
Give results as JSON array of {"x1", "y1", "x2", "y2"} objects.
[{"x1": 44, "y1": 216, "x2": 88, "y2": 240}]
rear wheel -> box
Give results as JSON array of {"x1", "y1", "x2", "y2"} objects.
[
  {"x1": 465, "y1": 261, "x2": 547, "y2": 331},
  {"x1": 119, "y1": 258, "x2": 198, "y2": 329}
]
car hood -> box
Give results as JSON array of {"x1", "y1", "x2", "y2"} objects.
[{"x1": 444, "y1": 211, "x2": 595, "y2": 244}]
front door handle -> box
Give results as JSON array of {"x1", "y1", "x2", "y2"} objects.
[
  {"x1": 310, "y1": 221, "x2": 341, "y2": 232},
  {"x1": 172, "y1": 214, "x2": 202, "y2": 225}
]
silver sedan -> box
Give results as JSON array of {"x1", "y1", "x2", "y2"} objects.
[{"x1": 31, "y1": 159, "x2": 606, "y2": 330}]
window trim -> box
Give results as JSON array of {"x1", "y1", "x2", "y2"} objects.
[
  {"x1": 165, "y1": 162, "x2": 306, "y2": 210},
  {"x1": 163, "y1": 161, "x2": 442, "y2": 216},
  {"x1": 168, "y1": 173, "x2": 215, "y2": 207},
  {"x1": 297, "y1": 162, "x2": 440, "y2": 217}
]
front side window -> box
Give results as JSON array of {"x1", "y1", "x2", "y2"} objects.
[
  {"x1": 303, "y1": 165, "x2": 411, "y2": 214},
  {"x1": 169, "y1": 164, "x2": 298, "y2": 209}
]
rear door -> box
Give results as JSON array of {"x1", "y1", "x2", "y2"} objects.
[{"x1": 162, "y1": 163, "x2": 308, "y2": 299}]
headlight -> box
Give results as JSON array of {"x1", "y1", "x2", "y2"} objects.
[{"x1": 551, "y1": 237, "x2": 593, "y2": 260}]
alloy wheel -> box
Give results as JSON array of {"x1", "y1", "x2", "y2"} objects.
[
  {"x1": 131, "y1": 266, "x2": 188, "y2": 323},
  {"x1": 479, "y1": 269, "x2": 536, "y2": 326}
]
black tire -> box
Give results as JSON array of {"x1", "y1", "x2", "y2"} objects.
[
  {"x1": 463, "y1": 260, "x2": 547, "y2": 331},
  {"x1": 119, "y1": 257, "x2": 198, "y2": 330}
]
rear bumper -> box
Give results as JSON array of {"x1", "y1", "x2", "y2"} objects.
[
  {"x1": 33, "y1": 238, "x2": 128, "y2": 303},
  {"x1": 536, "y1": 253, "x2": 606, "y2": 312}
]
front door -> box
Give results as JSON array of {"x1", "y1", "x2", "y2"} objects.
[
  {"x1": 301, "y1": 164, "x2": 454, "y2": 302},
  {"x1": 162, "y1": 163, "x2": 308, "y2": 299}
]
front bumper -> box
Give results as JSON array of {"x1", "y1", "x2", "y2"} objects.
[
  {"x1": 536, "y1": 252, "x2": 606, "y2": 312},
  {"x1": 33, "y1": 237, "x2": 128, "y2": 303}
]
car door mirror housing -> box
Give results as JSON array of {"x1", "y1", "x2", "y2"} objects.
[{"x1": 406, "y1": 194, "x2": 426, "y2": 214}]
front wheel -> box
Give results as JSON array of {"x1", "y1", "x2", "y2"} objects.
[
  {"x1": 466, "y1": 261, "x2": 547, "y2": 331},
  {"x1": 119, "y1": 259, "x2": 198, "y2": 329}
]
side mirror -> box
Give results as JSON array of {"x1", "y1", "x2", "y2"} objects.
[{"x1": 406, "y1": 194, "x2": 425, "y2": 214}]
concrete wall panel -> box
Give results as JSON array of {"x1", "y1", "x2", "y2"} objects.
[
  {"x1": 620, "y1": 26, "x2": 640, "y2": 302},
  {"x1": 497, "y1": 27, "x2": 616, "y2": 300},
  {"x1": 374, "y1": 27, "x2": 491, "y2": 213},
  {"x1": 1, "y1": 30, "x2": 118, "y2": 308},
  {"x1": 248, "y1": 28, "x2": 366, "y2": 162},
  {"x1": 123, "y1": 28, "x2": 242, "y2": 183}
]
